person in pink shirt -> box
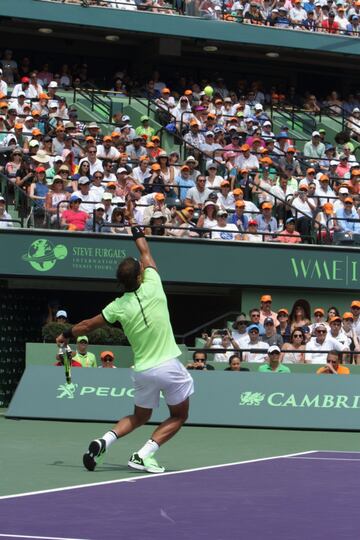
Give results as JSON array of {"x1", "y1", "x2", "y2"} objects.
[
  {"x1": 259, "y1": 294, "x2": 280, "y2": 327},
  {"x1": 276, "y1": 217, "x2": 302, "y2": 244},
  {"x1": 335, "y1": 154, "x2": 351, "y2": 178},
  {"x1": 61, "y1": 195, "x2": 88, "y2": 231}
]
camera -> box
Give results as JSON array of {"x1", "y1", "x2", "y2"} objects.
[{"x1": 217, "y1": 329, "x2": 228, "y2": 336}]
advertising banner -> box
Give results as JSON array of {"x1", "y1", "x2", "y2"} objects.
[
  {"x1": 1, "y1": 230, "x2": 360, "y2": 289},
  {"x1": 6, "y1": 366, "x2": 360, "y2": 430}
]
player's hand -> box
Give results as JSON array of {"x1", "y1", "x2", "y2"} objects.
[{"x1": 56, "y1": 334, "x2": 69, "y2": 347}]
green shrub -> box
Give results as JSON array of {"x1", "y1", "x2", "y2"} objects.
[{"x1": 41, "y1": 322, "x2": 127, "y2": 345}]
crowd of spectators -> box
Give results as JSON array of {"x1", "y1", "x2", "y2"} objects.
[
  {"x1": 46, "y1": 0, "x2": 360, "y2": 36},
  {"x1": 0, "y1": 53, "x2": 359, "y2": 244},
  {"x1": 198, "y1": 294, "x2": 360, "y2": 371}
]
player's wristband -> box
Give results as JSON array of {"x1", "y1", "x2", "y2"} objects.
[
  {"x1": 131, "y1": 225, "x2": 145, "y2": 241},
  {"x1": 62, "y1": 327, "x2": 74, "y2": 340}
]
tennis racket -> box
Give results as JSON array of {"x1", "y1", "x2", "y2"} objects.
[{"x1": 59, "y1": 344, "x2": 73, "y2": 385}]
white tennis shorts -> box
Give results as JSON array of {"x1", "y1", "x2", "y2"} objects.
[{"x1": 133, "y1": 358, "x2": 194, "y2": 409}]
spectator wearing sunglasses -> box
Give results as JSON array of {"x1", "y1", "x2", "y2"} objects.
[
  {"x1": 258, "y1": 346, "x2": 291, "y2": 373},
  {"x1": 99, "y1": 351, "x2": 117, "y2": 368},
  {"x1": 186, "y1": 351, "x2": 214, "y2": 371},
  {"x1": 276, "y1": 308, "x2": 291, "y2": 343},
  {"x1": 305, "y1": 323, "x2": 346, "y2": 364},
  {"x1": 231, "y1": 313, "x2": 249, "y2": 347}
]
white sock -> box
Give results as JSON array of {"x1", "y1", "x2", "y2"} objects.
[
  {"x1": 102, "y1": 430, "x2": 118, "y2": 449},
  {"x1": 137, "y1": 439, "x2": 159, "y2": 460}
]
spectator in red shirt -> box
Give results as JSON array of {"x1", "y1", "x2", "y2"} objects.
[
  {"x1": 61, "y1": 195, "x2": 89, "y2": 231},
  {"x1": 321, "y1": 12, "x2": 340, "y2": 33}
]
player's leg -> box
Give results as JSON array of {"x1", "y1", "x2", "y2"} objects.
[
  {"x1": 151, "y1": 398, "x2": 189, "y2": 445},
  {"x1": 128, "y1": 359, "x2": 193, "y2": 473},
  {"x1": 128, "y1": 398, "x2": 189, "y2": 474},
  {"x1": 83, "y1": 406, "x2": 152, "y2": 471}
]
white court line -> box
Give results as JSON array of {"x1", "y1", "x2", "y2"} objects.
[
  {"x1": 0, "y1": 535, "x2": 90, "y2": 540},
  {"x1": 0, "y1": 450, "x2": 317, "y2": 501},
  {"x1": 287, "y1": 456, "x2": 360, "y2": 462},
  {"x1": 310, "y1": 450, "x2": 360, "y2": 454}
]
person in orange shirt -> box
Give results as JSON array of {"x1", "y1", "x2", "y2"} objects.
[{"x1": 316, "y1": 351, "x2": 350, "y2": 375}]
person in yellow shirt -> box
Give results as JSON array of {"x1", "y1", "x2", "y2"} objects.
[{"x1": 72, "y1": 336, "x2": 97, "y2": 368}]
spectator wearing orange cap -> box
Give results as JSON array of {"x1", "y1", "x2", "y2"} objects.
[
  {"x1": 315, "y1": 201, "x2": 335, "y2": 242},
  {"x1": 217, "y1": 179, "x2": 235, "y2": 210},
  {"x1": 309, "y1": 308, "x2": 326, "y2": 335},
  {"x1": 233, "y1": 187, "x2": 259, "y2": 216},
  {"x1": 347, "y1": 168, "x2": 360, "y2": 195},
  {"x1": 259, "y1": 294, "x2": 279, "y2": 327},
  {"x1": 97, "y1": 135, "x2": 120, "y2": 161},
  {"x1": 276, "y1": 308, "x2": 291, "y2": 343},
  {"x1": 342, "y1": 312, "x2": 360, "y2": 361},
  {"x1": 236, "y1": 143, "x2": 259, "y2": 171},
  {"x1": 256, "y1": 202, "x2": 278, "y2": 236},
  {"x1": 184, "y1": 120, "x2": 205, "y2": 151},
  {"x1": 328, "y1": 316, "x2": 351, "y2": 350},
  {"x1": 99, "y1": 351, "x2": 117, "y2": 368},
  {"x1": 252, "y1": 158, "x2": 274, "y2": 205},
  {"x1": 315, "y1": 174, "x2": 336, "y2": 207},
  {"x1": 142, "y1": 191, "x2": 171, "y2": 226},
  {"x1": 175, "y1": 164, "x2": 195, "y2": 201},
  {"x1": 155, "y1": 87, "x2": 176, "y2": 125},
  {"x1": 335, "y1": 197, "x2": 360, "y2": 233},
  {"x1": 132, "y1": 155, "x2": 151, "y2": 185},
  {"x1": 230, "y1": 199, "x2": 248, "y2": 232},
  {"x1": 350, "y1": 301, "x2": 360, "y2": 338}
]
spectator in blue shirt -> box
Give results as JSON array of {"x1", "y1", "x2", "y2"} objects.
[
  {"x1": 176, "y1": 165, "x2": 195, "y2": 202},
  {"x1": 231, "y1": 200, "x2": 249, "y2": 232},
  {"x1": 335, "y1": 198, "x2": 360, "y2": 233},
  {"x1": 302, "y1": 10, "x2": 317, "y2": 31},
  {"x1": 256, "y1": 202, "x2": 278, "y2": 234}
]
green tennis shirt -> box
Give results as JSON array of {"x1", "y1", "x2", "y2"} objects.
[{"x1": 102, "y1": 267, "x2": 181, "y2": 372}]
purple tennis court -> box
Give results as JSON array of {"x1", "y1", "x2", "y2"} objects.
[{"x1": 0, "y1": 451, "x2": 359, "y2": 540}]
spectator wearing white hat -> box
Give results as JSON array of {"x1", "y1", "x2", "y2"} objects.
[
  {"x1": 261, "y1": 120, "x2": 275, "y2": 139},
  {"x1": 72, "y1": 177, "x2": 97, "y2": 214},
  {"x1": 212, "y1": 209, "x2": 241, "y2": 241},
  {"x1": 303, "y1": 131, "x2": 326, "y2": 163},
  {"x1": 200, "y1": 131, "x2": 222, "y2": 159},
  {"x1": 85, "y1": 204, "x2": 111, "y2": 233},
  {"x1": 305, "y1": 323, "x2": 346, "y2": 364},
  {"x1": 333, "y1": 186, "x2": 350, "y2": 212},
  {"x1": 55, "y1": 310, "x2": 68, "y2": 323}
]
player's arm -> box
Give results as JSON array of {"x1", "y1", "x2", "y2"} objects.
[
  {"x1": 56, "y1": 314, "x2": 106, "y2": 346},
  {"x1": 128, "y1": 197, "x2": 157, "y2": 269}
]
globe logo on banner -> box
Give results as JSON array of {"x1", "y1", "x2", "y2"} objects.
[{"x1": 22, "y1": 239, "x2": 68, "y2": 272}]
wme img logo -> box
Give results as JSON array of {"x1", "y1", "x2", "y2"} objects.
[{"x1": 22, "y1": 239, "x2": 68, "y2": 272}]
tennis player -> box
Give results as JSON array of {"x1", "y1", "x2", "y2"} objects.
[{"x1": 56, "y1": 225, "x2": 194, "y2": 473}]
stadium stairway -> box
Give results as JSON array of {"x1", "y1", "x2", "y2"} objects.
[{"x1": 67, "y1": 90, "x2": 178, "y2": 155}]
